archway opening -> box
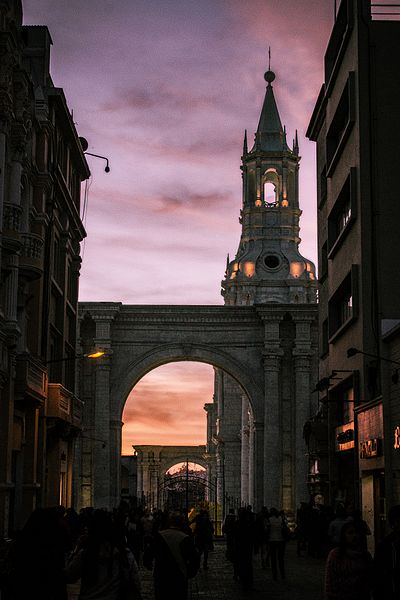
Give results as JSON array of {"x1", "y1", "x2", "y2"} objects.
[
  {"x1": 122, "y1": 361, "x2": 214, "y2": 452},
  {"x1": 121, "y1": 360, "x2": 254, "y2": 518}
]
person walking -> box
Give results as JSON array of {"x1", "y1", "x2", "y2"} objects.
[
  {"x1": 268, "y1": 507, "x2": 287, "y2": 581},
  {"x1": 327, "y1": 504, "x2": 349, "y2": 549},
  {"x1": 373, "y1": 504, "x2": 400, "y2": 600},
  {"x1": 222, "y1": 508, "x2": 237, "y2": 577},
  {"x1": 191, "y1": 509, "x2": 214, "y2": 569},
  {"x1": 144, "y1": 511, "x2": 200, "y2": 600},
  {"x1": 255, "y1": 507, "x2": 270, "y2": 569},
  {"x1": 324, "y1": 520, "x2": 373, "y2": 600},
  {"x1": 232, "y1": 506, "x2": 256, "y2": 591}
]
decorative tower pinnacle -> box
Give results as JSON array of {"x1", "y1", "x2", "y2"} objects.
[{"x1": 221, "y1": 67, "x2": 317, "y2": 305}]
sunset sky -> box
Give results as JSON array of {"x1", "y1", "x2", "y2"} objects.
[{"x1": 23, "y1": 0, "x2": 334, "y2": 454}]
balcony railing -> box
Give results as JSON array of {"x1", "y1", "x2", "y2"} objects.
[
  {"x1": 15, "y1": 354, "x2": 47, "y2": 404},
  {"x1": 47, "y1": 383, "x2": 84, "y2": 429},
  {"x1": 19, "y1": 232, "x2": 44, "y2": 280}
]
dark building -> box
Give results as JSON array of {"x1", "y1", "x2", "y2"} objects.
[
  {"x1": 0, "y1": 1, "x2": 89, "y2": 536},
  {"x1": 307, "y1": 0, "x2": 400, "y2": 550}
]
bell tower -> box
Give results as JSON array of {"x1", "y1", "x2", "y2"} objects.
[{"x1": 222, "y1": 67, "x2": 317, "y2": 305}]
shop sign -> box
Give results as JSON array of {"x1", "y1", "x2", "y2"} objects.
[
  {"x1": 335, "y1": 423, "x2": 354, "y2": 452},
  {"x1": 359, "y1": 438, "x2": 382, "y2": 459},
  {"x1": 394, "y1": 427, "x2": 400, "y2": 450}
]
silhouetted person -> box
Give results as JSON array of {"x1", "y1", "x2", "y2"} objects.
[
  {"x1": 254, "y1": 506, "x2": 270, "y2": 568},
  {"x1": 144, "y1": 511, "x2": 200, "y2": 600},
  {"x1": 324, "y1": 520, "x2": 373, "y2": 600},
  {"x1": 222, "y1": 509, "x2": 237, "y2": 577},
  {"x1": 373, "y1": 504, "x2": 400, "y2": 600},
  {"x1": 296, "y1": 502, "x2": 309, "y2": 557},
  {"x1": 327, "y1": 504, "x2": 349, "y2": 549},
  {"x1": 233, "y1": 507, "x2": 255, "y2": 591},
  {"x1": 268, "y1": 507, "x2": 286, "y2": 581},
  {"x1": 350, "y1": 509, "x2": 371, "y2": 552},
  {"x1": 191, "y1": 509, "x2": 214, "y2": 569},
  {"x1": 6, "y1": 506, "x2": 69, "y2": 599},
  {"x1": 65, "y1": 509, "x2": 142, "y2": 600}
]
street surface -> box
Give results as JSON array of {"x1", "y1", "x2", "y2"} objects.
[{"x1": 68, "y1": 538, "x2": 326, "y2": 600}]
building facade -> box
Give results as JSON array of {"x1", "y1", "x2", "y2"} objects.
[
  {"x1": 307, "y1": 0, "x2": 400, "y2": 549},
  {"x1": 0, "y1": 1, "x2": 89, "y2": 536}
]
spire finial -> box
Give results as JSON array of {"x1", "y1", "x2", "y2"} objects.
[
  {"x1": 264, "y1": 47, "x2": 275, "y2": 85},
  {"x1": 243, "y1": 129, "x2": 248, "y2": 155},
  {"x1": 293, "y1": 129, "x2": 299, "y2": 154}
]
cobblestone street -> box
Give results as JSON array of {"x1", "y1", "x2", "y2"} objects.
[{"x1": 68, "y1": 539, "x2": 325, "y2": 600}]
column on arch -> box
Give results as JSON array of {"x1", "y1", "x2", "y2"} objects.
[
  {"x1": 240, "y1": 395, "x2": 250, "y2": 505},
  {"x1": 293, "y1": 318, "x2": 314, "y2": 508},
  {"x1": 262, "y1": 317, "x2": 283, "y2": 509},
  {"x1": 92, "y1": 315, "x2": 113, "y2": 509},
  {"x1": 213, "y1": 368, "x2": 242, "y2": 512}
]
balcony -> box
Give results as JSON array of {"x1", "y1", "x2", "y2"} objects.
[
  {"x1": 15, "y1": 354, "x2": 47, "y2": 405},
  {"x1": 47, "y1": 383, "x2": 84, "y2": 431},
  {"x1": 2, "y1": 203, "x2": 22, "y2": 252},
  {"x1": 19, "y1": 232, "x2": 44, "y2": 280}
]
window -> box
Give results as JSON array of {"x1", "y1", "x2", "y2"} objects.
[
  {"x1": 326, "y1": 72, "x2": 355, "y2": 176},
  {"x1": 321, "y1": 318, "x2": 329, "y2": 357},
  {"x1": 320, "y1": 241, "x2": 328, "y2": 281},
  {"x1": 328, "y1": 265, "x2": 358, "y2": 340},
  {"x1": 319, "y1": 166, "x2": 327, "y2": 208},
  {"x1": 328, "y1": 168, "x2": 357, "y2": 257},
  {"x1": 324, "y1": 0, "x2": 354, "y2": 92},
  {"x1": 53, "y1": 236, "x2": 65, "y2": 287}
]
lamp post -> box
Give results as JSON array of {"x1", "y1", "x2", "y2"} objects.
[{"x1": 45, "y1": 349, "x2": 107, "y2": 364}]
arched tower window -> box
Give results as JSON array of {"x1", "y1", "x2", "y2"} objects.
[
  {"x1": 264, "y1": 182, "x2": 276, "y2": 205},
  {"x1": 263, "y1": 168, "x2": 280, "y2": 206}
]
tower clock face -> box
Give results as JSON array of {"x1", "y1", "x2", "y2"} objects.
[{"x1": 264, "y1": 255, "x2": 280, "y2": 269}]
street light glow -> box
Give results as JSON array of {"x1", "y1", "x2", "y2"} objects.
[{"x1": 86, "y1": 351, "x2": 105, "y2": 359}]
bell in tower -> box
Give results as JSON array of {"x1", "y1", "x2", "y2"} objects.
[{"x1": 221, "y1": 66, "x2": 317, "y2": 306}]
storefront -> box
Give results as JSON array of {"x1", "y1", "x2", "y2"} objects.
[{"x1": 357, "y1": 402, "x2": 385, "y2": 553}]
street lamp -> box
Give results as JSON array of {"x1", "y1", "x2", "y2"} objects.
[
  {"x1": 347, "y1": 347, "x2": 400, "y2": 365},
  {"x1": 45, "y1": 349, "x2": 107, "y2": 364}
]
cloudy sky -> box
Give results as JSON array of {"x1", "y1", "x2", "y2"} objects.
[{"x1": 23, "y1": 0, "x2": 334, "y2": 454}]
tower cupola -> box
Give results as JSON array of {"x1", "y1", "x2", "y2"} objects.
[{"x1": 222, "y1": 66, "x2": 317, "y2": 305}]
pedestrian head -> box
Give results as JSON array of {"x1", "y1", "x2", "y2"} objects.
[
  {"x1": 269, "y1": 507, "x2": 279, "y2": 517},
  {"x1": 338, "y1": 521, "x2": 360, "y2": 555},
  {"x1": 168, "y1": 511, "x2": 186, "y2": 530},
  {"x1": 335, "y1": 504, "x2": 346, "y2": 519}
]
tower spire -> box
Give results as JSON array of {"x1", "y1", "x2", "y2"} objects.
[
  {"x1": 243, "y1": 129, "x2": 248, "y2": 155},
  {"x1": 293, "y1": 129, "x2": 299, "y2": 154},
  {"x1": 251, "y1": 68, "x2": 290, "y2": 152}
]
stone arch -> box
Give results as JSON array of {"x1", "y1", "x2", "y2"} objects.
[{"x1": 113, "y1": 343, "x2": 264, "y2": 423}]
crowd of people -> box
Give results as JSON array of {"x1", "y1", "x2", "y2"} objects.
[
  {"x1": 0, "y1": 499, "x2": 399, "y2": 599},
  {"x1": 220, "y1": 499, "x2": 400, "y2": 599}
]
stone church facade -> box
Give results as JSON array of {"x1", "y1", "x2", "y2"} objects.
[{"x1": 76, "y1": 67, "x2": 318, "y2": 516}]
